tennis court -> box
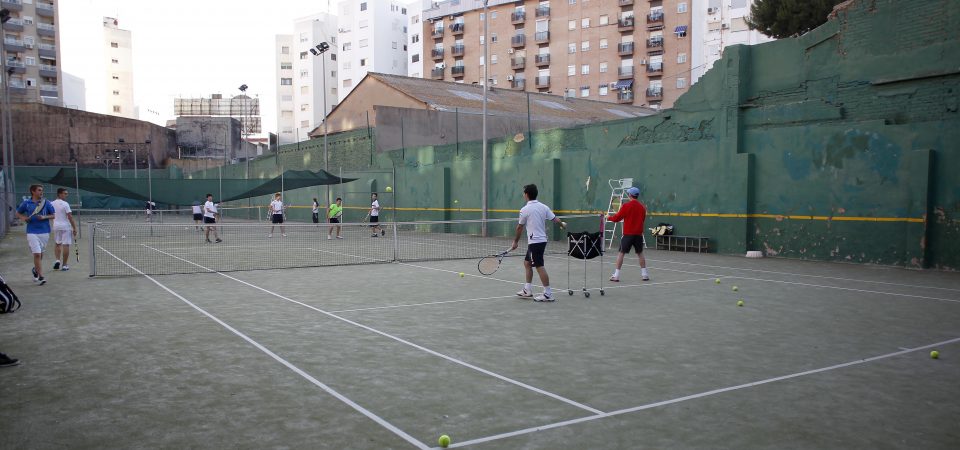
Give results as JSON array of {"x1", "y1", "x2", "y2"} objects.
[{"x1": 1, "y1": 220, "x2": 959, "y2": 449}]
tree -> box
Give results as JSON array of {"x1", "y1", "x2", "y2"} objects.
[{"x1": 746, "y1": 0, "x2": 846, "y2": 39}]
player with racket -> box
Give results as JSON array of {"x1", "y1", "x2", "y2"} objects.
[
  {"x1": 203, "y1": 193, "x2": 222, "y2": 243},
  {"x1": 327, "y1": 197, "x2": 344, "y2": 240},
  {"x1": 16, "y1": 184, "x2": 57, "y2": 285},
  {"x1": 268, "y1": 193, "x2": 286, "y2": 238},
  {"x1": 50, "y1": 187, "x2": 77, "y2": 271},
  {"x1": 369, "y1": 192, "x2": 384, "y2": 237},
  {"x1": 510, "y1": 184, "x2": 566, "y2": 301}
]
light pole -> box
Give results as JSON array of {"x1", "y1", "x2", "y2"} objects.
[
  {"x1": 0, "y1": 8, "x2": 16, "y2": 223},
  {"x1": 309, "y1": 42, "x2": 331, "y2": 204},
  {"x1": 239, "y1": 84, "x2": 249, "y2": 179},
  {"x1": 119, "y1": 138, "x2": 138, "y2": 178},
  {"x1": 114, "y1": 149, "x2": 123, "y2": 178},
  {"x1": 481, "y1": 0, "x2": 489, "y2": 235}
]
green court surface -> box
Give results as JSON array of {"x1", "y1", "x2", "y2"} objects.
[{"x1": 1, "y1": 227, "x2": 958, "y2": 449}]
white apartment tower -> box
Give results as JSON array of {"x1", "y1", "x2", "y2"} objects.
[
  {"x1": 336, "y1": 0, "x2": 410, "y2": 102},
  {"x1": 102, "y1": 16, "x2": 134, "y2": 118},
  {"x1": 275, "y1": 13, "x2": 338, "y2": 145},
  {"x1": 405, "y1": 0, "x2": 431, "y2": 78},
  {"x1": 690, "y1": 0, "x2": 773, "y2": 84},
  {"x1": 1, "y1": 0, "x2": 62, "y2": 104}
]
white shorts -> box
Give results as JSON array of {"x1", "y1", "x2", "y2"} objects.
[
  {"x1": 54, "y1": 228, "x2": 74, "y2": 245},
  {"x1": 27, "y1": 233, "x2": 50, "y2": 254}
]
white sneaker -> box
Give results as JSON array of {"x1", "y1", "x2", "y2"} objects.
[
  {"x1": 336, "y1": 236, "x2": 343, "y2": 239},
  {"x1": 609, "y1": 275, "x2": 620, "y2": 282},
  {"x1": 516, "y1": 288, "x2": 533, "y2": 298},
  {"x1": 282, "y1": 234, "x2": 287, "y2": 237},
  {"x1": 534, "y1": 293, "x2": 555, "y2": 302},
  {"x1": 268, "y1": 234, "x2": 273, "y2": 238},
  {"x1": 327, "y1": 235, "x2": 332, "y2": 240},
  {"x1": 61, "y1": 265, "x2": 70, "y2": 271},
  {"x1": 642, "y1": 274, "x2": 650, "y2": 281}
]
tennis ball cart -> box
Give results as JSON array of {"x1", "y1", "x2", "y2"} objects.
[{"x1": 566, "y1": 215, "x2": 606, "y2": 298}]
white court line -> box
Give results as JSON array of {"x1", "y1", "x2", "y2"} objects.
[
  {"x1": 98, "y1": 246, "x2": 429, "y2": 450},
  {"x1": 646, "y1": 257, "x2": 960, "y2": 292},
  {"x1": 550, "y1": 255, "x2": 960, "y2": 304},
  {"x1": 143, "y1": 244, "x2": 604, "y2": 415},
  {"x1": 448, "y1": 336, "x2": 960, "y2": 448}
]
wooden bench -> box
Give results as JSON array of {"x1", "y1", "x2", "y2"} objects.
[{"x1": 655, "y1": 235, "x2": 709, "y2": 253}]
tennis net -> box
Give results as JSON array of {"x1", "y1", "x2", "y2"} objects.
[{"x1": 88, "y1": 215, "x2": 603, "y2": 276}]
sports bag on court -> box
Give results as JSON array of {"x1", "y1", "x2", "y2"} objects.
[
  {"x1": 0, "y1": 274, "x2": 21, "y2": 314},
  {"x1": 649, "y1": 223, "x2": 674, "y2": 236}
]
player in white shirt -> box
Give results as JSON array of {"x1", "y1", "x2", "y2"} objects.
[
  {"x1": 268, "y1": 193, "x2": 286, "y2": 238},
  {"x1": 50, "y1": 188, "x2": 77, "y2": 271},
  {"x1": 369, "y1": 193, "x2": 384, "y2": 237},
  {"x1": 192, "y1": 201, "x2": 203, "y2": 231},
  {"x1": 510, "y1": 184, "x2": 565, "y2": 302},
  {"x1": 203, "y1": 194, "x2": 222, "y2": 243}
]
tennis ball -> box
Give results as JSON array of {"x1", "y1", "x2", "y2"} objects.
[
  {"x1": 459, "y1": 272, "x2": 464, "y2": 277},
  {"x1": 121, "y1": 235, "x2": 126, "y2": 239},
  {"x1": 737, "y1": 300, "x2": 744, "y2": 307},
  {"x1": 715, "y1": 278, "x2": 721, "y2": 284},
  {"x1": 931, "y1": 350, "x2": 939, "y2": 359},
  {"x1": 439, "y1": 435, "x2": 451, "y2": 447},
  {"x1": 732, "y1": 286, "x2": 739, "y2": 292},
  {"x1": 453, "y1": 200, "x2": 459, "y2": 204},
  {"x1": 386, "y1": 186, "x2": 393, "y2": 192}
]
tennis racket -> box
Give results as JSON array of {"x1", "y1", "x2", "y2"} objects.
[
  {"x1": 362, "y1": 213, "x2": 370, "y2": 223},
  {"x1": 28, "y1": 199, "x2": 47, "y2": 221},
  {"x1": 75, "y1": 233, "x2": 80, "y2": 262},
  {"x1": 478, "y1": 249, "x2": 511, "y2": 275}
]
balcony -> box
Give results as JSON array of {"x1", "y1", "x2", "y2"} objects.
[
  {"x1": 431, "y1": 48, "x2": 444, "y2": 60},
  {"x1": 617, "y1": 90, "x2": 634, "y2": 104},
  {"x1": 535, "y1": 6, "x2": 550, "y2": 17},
  {"x1": 511, "y1": 11, "x2": 526, "y2": 24},
  {"x1": 8, "y1": 79, "x2": 26, "y2": 95},
  {"x1": 39, "y1": 64, "x2": 57, "y2": 78},
  {"x1": 451, "y1": 66, "x2": 465, "y2": 77},
  {"x1": 535, "y1": 75, "x2": 550, "y2": 87},
  {"x1": 618, "y1": 66, "x2": 634, "y2": 79},
  {"x1": 431, "y1": 68, "x2": 444, "y2": 79},
  {"x1": 0, "y1": 0, "x2": 22, "y2": 12},
  {"x1": 646, "y1": 38, "x2": 663, "y2": 49},
  {"x1": 511, "y1": 34, "x2": 525, "y2": 48},
  {"x1": 618, "y1": 17, "x2": 635, "y2": 31},
  {"x1": 38, "y1": 43, "x2": 56, "y2": 58},
  {"x1": 4, "y1": 38, "x2": 25, "y2": 53},
  {"x1": 511, "y1": 57, "x2": 525, "y2": 69},
  {"x1": 646, "y1": 64, "x2": 663, "y2": 76},
  {"x1": 535, "y1": 54, "x2": 550, "y2": 66},
  {"x1": 431, "y1": 27, "x2": 444, "y2": 39},
  {"x1": 37, "y1": 22, "x2": 55, "y2": 37},
  {"x1": 2, "y1": 17, "x2": 23, "y2": 32},
  {"x1": 511, "y1": 78, "x2": 526, "y2": 90},
  {"x1": 647, "y1": 12, "x2": 664, "y2": 25},
  {"x1": 450, "y1": 23, "x2": 464, "y2": 35},
  {"x1": 646, "y1": 88, "x2": 663, "y2": 100},
  {"x1": 617, "y1": 42, "x2": 634, "y2": 55},
  {"x1": 451, "y1": 44, "x2": 465, "y2": 57},
  {"x1": 6, "y1": 60, "x2": 25, "y2": 74},
  {"x1": 36, "y1": 2, "x2": 55, "y2": 17},
  {"x1": 534, "y1": 31, "x2": 550, "y2": 43},
  {"x1": 619, "y1": 0, "x2": 634, "y2": 5},
  {"x1": 39, "y1": 83, "x2": 58, "y2": 96}
]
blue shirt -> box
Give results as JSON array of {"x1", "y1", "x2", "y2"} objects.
[{"x1": 17, "y1": 198, "x2": 55, "y2": 234}]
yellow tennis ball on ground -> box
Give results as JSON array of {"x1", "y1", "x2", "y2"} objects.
[
  {"x1": 737, "y1": 300, "x2": 744, "y2": 307},
  {"x1": 459, "y1": 272, "x2": 464, "y2": 277},
  {"x1": 385, "y1": 186, "x2": 393, "y2": 192},
  {"x1": 732, "y1": 286, "x2": 739, "y2": 292},
  {"x1": 439, "y1": 435, "x2": 451, "y2": 447},
  {"x1": 453, "y1": 200, "x2": 459, "y2": 204},
  {"x1": 931, "y1": 350, "x2": 939, "y2": 359},
  {"x1": 715, "y1": 278, "x2": 721, "y2": 284}
]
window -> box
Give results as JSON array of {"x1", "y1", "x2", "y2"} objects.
[
  {"x1": 568, "y1": 43, "x2": 576, "y2": 54},
  {"x1": 412, "y1": 54, "x2": 420, "y2": 63},
  {"x1": 360, "y1": 58, "x2": 367, "y2": 66},
  {"x1": 281, "y1": 95, "x2": 293, "y2": 101},
  {"x1": 569, "y1": 0, "x2": 575, "y2": 4},
  {"x1": 678, "y1": 2, "x2": 687, "y2": 13},
  {"x1": 490, "y1": 33, "x2": 498, "y2": 43},
  {"x1": 281, "y1": 62, "x2": 292, "y2": 69},
  {"x1": 412, "y1": 34, "x2": 420, "y2": 43},
  {"x1": 599, "y1": 15, "x2": 608, "y2": 26},
  {"x1": 581, "y1": 18, "x2": 590, "y2": 28},
  {"x1": 480, "y1": 35, "x2": 484, "y2": 44},
  {"x1": 568, "y1": 20, "x2": 576, "y2": 31},
  {"x1": 360, "y1": 2, "x2": 367, "y2": 11},
  {"x1": 599, "y1": 85, "x2": 608, "y2": 96},
  {"x1": 111, "y1": 58, "x2": 119, "y2": 64},
  {"x1": 599, "y1": 62, "x2": 608, "y2": 73},
  {"x1": 360, "y1": 19, "x2": 369, "y2": 28},
  {"x1": 281, "y1": 78, "x2": 292, "y2": 85},
  {"x1": 112, "y1": 74, "x2": 119, "y2": 80},
  {"x1": 581, "y1": 40, "x2": 590, "y2": 51},
  {"x1": 300, "y1": 69, "x2": 309, "y2": 78},
  {"x1": 581, "y1": 64, "x2": 589, "y2": 75},
  {"x1": 677, "y1": 53, "x2": 687, "y2": 64},
  {"x1": 677, "y1": 77, "x2": 686, "y2": 89},
  {"x1": 301, "y1": 120, "x2": 310, "y2": 128},
  {"x1": 359, "y1": 39, "x2": 368, "y2": 48},
  {"x1": 301, "y1": 86, "x2": 309, "y2": 94},
  {"x1": 25, "y1": 56, "x2": 35, "y2": 66},
  {"x1": 580, "y1": 87, "x2": 589, "y2": 97},
  {"x1": 479, "y1": 12, "x2": 484, "y2": 21},
  {"x1": 491, "y1": 54, "x2": 498, "y2": 64},
  {"x1": 567, "y1": 65, "x2": 575, "y2": 76},
  {"x1": 299, "y1": 32, "x2": 308, "y2": 43},
  {"x1": 110, "y1": 42, "x2": 118, "y2": 48},
  {"x1": 412, "y1": 14, "x2": 420, "y2": 23},
  {"x1": 491, "y1": 11, "x2": 497, "y2": 19},
  {"x1": 343, "y1": 79, "x2": 353, "y2": 88},
  {"x1": 392, "y1": 41, "x2": 397, "y2": 49},
  {"x1": 113, "y1": 90, "x2": 120, "y2": 95},
  {"x1": 301, "y1": 104, "x2": 310, "y2": 111},
  {"x1": 599, "y1": 38, "x2": 608, "y2": 49},
  {"x1": 23, "y1": 16, "x2": 33, "y2": 25},
  {"x1": 402, "y1": 7, "x2": 407, "y2": 14},
  {"x1": 113, "y1": 105, "x2": 121, "y2": 113},
  {"x1": 330, "y1": 53, "x2": 337, "y2": 61},
  {"x1": 675, "y1": 26, "x2": 687, "y2": 38},
  {"x1": 282, "y1": 128, "x2": 293, "y2": 134},
  {"x1": 343, "y1": 42, "x2": 352, "y2": 51},
  {"x1": 344, "y1": 61, "x2": 351, "y2": 69}
]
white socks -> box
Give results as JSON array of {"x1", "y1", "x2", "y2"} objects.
[
  {"x1": 524, "y1": 283, "x2": 532, "y2": 292},
  {"x1": 641, "y1": 268, "x2": 649, "y2": 277},
  {"x1": 544, "y1": 286, "x2": 552, "y2": 296},
  {"x1": 612, "y1": 269, "x2": 621, "y2": 277}
]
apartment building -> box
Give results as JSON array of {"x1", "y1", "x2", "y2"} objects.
[
  {"x1": 336, "y1": 0, "x2": 410, "y2": 102},
  {"x1": 422, "y1": 0, "x2": 694, "y2": 109},
  {"x1": 275, "y1": 13, "x2": 338, "y2": 145},
  {"x1": 1, "y1": 0, "x2": 62, "y2": 104},
  {"x1": 690, "y1": 0, "x2": 772, "y2": 84},
  {"x1": 102, "y1": 16, "x2": 134, "y2": 119}
]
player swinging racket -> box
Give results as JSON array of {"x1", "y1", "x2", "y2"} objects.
[
  {"x1": 192, "y1": 201, "x2": 203, "y2": 231},
  {"x1": 369, "y1": 192, "x2": 384, "y2": 237},
  {"x1": 16, "y1": 184, "x2": 56, "y2": 285},
  {"x1": 607, "y1": 186, "x2": 649, "y2": 282},
  {"x1": 510, "y1": 184, "x2": 565, "y2": 302},
  {"x1": 268, "y1": 192, "x2": 286, "y2": 238},
  {"x1": 50, "y1": 188, "x2": 77, "y2": 272},
  {"x1": 203, "y1": 194, "x2": 222, "y2": 243},
  {"x1": 327, "y1": 197, "x2": 343, "y2": 240}
]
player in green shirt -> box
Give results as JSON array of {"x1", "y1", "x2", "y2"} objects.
[{"x1": 327, "y1": 197, "x2": 343, "y2": 240}]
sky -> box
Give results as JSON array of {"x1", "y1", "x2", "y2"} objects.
[{"x1": 59, "y1": 0, "x2": 337, "y2": 136}]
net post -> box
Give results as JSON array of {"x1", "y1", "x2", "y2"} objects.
[
  {"x1": 87, "y1": 222, "x2": 96, "y2": 277},
  {"x1": 392, "y1": 221, "x2": 399, "y2": 262}
]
